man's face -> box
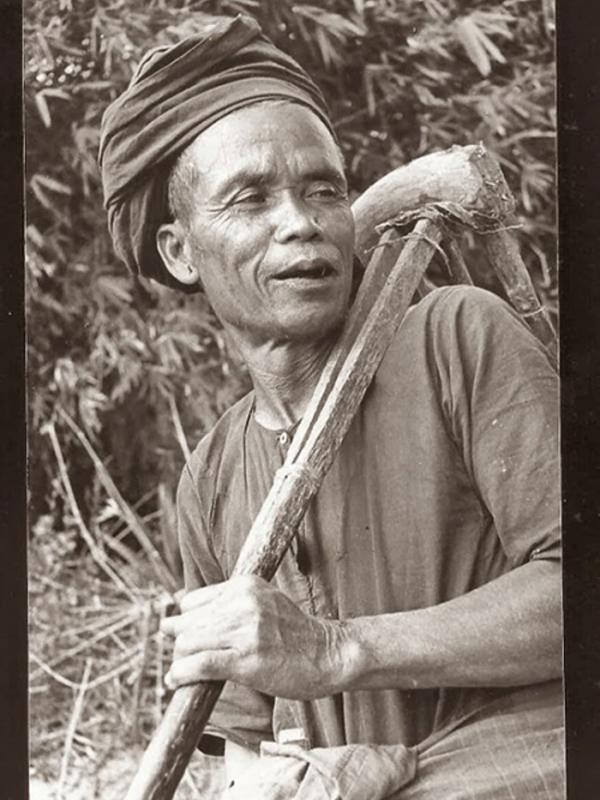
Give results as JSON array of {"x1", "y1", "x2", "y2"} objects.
[{"x1": 176, "y1": 103, "x2": 355, "y2": 346}]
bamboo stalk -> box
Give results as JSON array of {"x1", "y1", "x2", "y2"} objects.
[
  {"x1": 57, "y1": 407, "x2": 179, "y2": 595},
  {"x1": 57, "y1": 658, "x2": 93, "y2": 799},
  {"x1": 45, "y1": 421, "x2": 139, "y2": 602},
  {"x1": 167, "y1": 392, "x2": 192, "y2": 462},
  {"x1": 129, "y1": 602, "x2": 153, "y2": 742},
  {"x1": 30, "y1": 609, "x2": 136, "y2": 678}
]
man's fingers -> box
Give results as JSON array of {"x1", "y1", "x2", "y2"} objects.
[
  {"x1": 160, "y1": 612, "x2": 183, "y2": 637},
  {"x1": 179, "y1": 581, "x2": 228, "y2": 612},
  {"x1": 160, "y1": 608, "x2": 217, "y2": 638},
  {"x1": 162, "y1": 575, "x2": 270, "y2": 637},
  {"x1": 165, "y1": 650, "x2": 234, "y2": 689},
  {"x1": 160, "y1": 596, "x2": 243, "y2": 640},
  {"x1": 172, "y1": 619, "x2": 241, "y2": 658}
]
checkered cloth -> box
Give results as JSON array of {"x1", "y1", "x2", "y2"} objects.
[{"x1": 208, "y1": 682, "x2": 564, "y2": 800}]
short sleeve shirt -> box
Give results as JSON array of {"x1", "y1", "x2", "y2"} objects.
[{"x1": 176, "y1": 286, "x2": 560, "y2": 750}]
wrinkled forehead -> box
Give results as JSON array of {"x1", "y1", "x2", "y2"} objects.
[{"x1": 185, "y1": 101, "x2": 345, "y2": 190}]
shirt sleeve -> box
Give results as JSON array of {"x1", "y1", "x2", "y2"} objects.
[
  {"x1": 428, "y1": 286, "x2": 560, "y2": 566},
  {"x1": 176, "y1": 462, "x2": 274, "y2": 750}
]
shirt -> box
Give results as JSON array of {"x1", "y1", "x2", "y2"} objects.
[{"x1": 176, "y1": 286, "x2": 560, "y2": 751}]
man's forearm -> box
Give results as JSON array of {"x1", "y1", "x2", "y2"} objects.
[
  {"x1": 335, "y1": 560, "x2": 562, "y2": 693},
  {"x1": 162, "y1": 560, "x2": 561, "y2": 700}
]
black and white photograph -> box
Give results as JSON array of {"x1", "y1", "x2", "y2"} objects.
[{"x1": 24, "y1": 1, "x2": 571, "y2": 797}]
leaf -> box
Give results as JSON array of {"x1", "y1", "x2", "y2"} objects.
[
  {"x1": 156, "y1": 331, "x2": 203, "y2": 354},
  {"x1": 96, "y1": 275, "x2": 133, "y2": 304},
  {"x1": 26, "y1": 224, "x2": 45, "y2": 249},
  {"x1": 363, "y1": 65, "x2": 378, "y2": 118},
  {"x1": 413, "y1": 84, "x2": 445, "y2": 108},
  {"x1": 476, "y1": 97, "x2": 507, "y2": 136},
  {"x1": 35, "y1": 31, "x2": 55, "y2": 69},
  {"x1": 33, "y1": 174, "x2": 73, "y2": 195},
  {"x1": 472, "y1": 10, "x2": 515, "y2": 39},
  {"x1": 111, "y1": 359, "x2": 143, "y2": 403},
  {"x1": 293, "y1": 6, "x2": 366, "y2": 41},
  {"x1": 34, "y1": 91, "x2": 52, "y2": 127},
  {"x1": 78, "y1": 386, "x2": 108, "y2": 436},
  {"x1": 53, "y1": 358, "x2": 78, "y2": 393},
  {"x1": 222, "y1": 0, "x2": 261, "y2": 12},
  {"x1": 477, "y1": 32, "x2": 507, "y2": 67},
  {"x1": 454, "y1": 17, "x2": 491, "y2": 76},
  {"x1": 42, "y1": 88, "x2": 71, "y2": 101},
  {"x1": 315, "y1": 26, "x2": 338, "y2": 69},
  {"x1": 423, "y1": 0, "x2": 450, "y2": 20},
  {"x1": 415, "y1": 63, "x2": 454, "y2": 83},
  {"x1": 29, "y1": 178, "x2": 56, "y2": 212},
  {"x1": 72, "y1": 81, "x2": 113, "y2": 92},
  {"x1": 454, "y1": 15, "x2": 508, "y2": 77}
]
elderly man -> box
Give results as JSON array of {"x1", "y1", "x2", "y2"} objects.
[{"x1": 100, "y1": 14, "x2": 563, "y2": 799}]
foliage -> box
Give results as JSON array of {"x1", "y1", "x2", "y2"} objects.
[
  {"x1": 29, "y1": 528, "x2": 225, "y2": 796},
  {"x1": 26, "y1": 0, "x2": 556, "y2": 541},
  {"x1": 26, "y1": 0, "x2": 556, "y2": 786}
]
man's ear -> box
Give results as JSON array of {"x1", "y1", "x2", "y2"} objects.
[{"x1": 156, "y1": 221, "x2": 200, "y2": 286}]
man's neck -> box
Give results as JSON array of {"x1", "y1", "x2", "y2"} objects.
[{"x1": 235, "y1": 336, "x2": 335, "y2": 430}]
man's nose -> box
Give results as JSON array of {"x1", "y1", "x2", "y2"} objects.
[{"x1": 272, "y1": 193, "x2": 322, "y2": 243}]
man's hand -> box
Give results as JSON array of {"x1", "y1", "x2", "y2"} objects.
[
  {"x1": 160, "y1": 575, "x2": 353, "y2": 699},
  {"x1": 161, "y1": 561, "x2": 561, "y2": 699}
]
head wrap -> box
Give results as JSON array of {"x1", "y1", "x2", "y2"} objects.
[{"x1": 99, "y1": 14, "x2": 335, "y2": 291}]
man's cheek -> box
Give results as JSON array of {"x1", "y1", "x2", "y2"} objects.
[{"x1": 328, "y1": 208, "x2": 355, "y2": 256}]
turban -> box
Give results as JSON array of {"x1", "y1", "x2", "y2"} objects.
[{"x1": 99, "y1": 14, "x2": 335, "y2": 291}]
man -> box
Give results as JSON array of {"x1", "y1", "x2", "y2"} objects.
[{"x1": 100, "y1": 14, "x2": 563, "y2": 798}]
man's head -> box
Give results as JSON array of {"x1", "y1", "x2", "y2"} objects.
[
  {"x1": 156, "y1": 100, "x2": 355, "y2": 345},
  {"x1": 98, "y1": 15, "x2": 347, "y2": 294}
]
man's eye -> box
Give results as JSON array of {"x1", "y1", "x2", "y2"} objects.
[
  {"x1": 233, "y1": 190, "x2": 267, "y2": 206},
  {"x1": 307, "y1": 183, "x2": 344, "y2": 200}
]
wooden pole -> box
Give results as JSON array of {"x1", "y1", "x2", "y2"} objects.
[
  {"x1": 351, "y1": 143, "x2": 515, "y2": 262},
  {"x1": 125, "y1": 219, "x2": 443, "y2": 800},
  {"x1": 484, "y1": 230, "x2": 557, "y2": 364}
]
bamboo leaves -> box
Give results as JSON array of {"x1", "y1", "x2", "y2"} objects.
[
  {"x1": 453, "y1": 11, "x2": 514, "y2": 77},
  {"x1": 293, "y1": 4, "x2": 365, "y2": 68},
  {"x1": 25, "y1": 1, "x2": 557, "y2": 546}
]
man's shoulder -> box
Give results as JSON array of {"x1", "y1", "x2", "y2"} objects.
[
  {"x1": 408, "y1": 284, "x2": 511, "y2": 324},
  {"x1": 378, "y1": 284, "x2": 543, "y2": 394},
  {"x1": 386, "y1": 284, "x2": 516, "y2": 358}
]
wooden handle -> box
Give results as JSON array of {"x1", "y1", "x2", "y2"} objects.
[
  {"x1": 126, "y1": 220, "x2": 443, "y2": 800},
  {"x1": 484, "y1": 230, "x2": 557, "y2": 362},
  {"x1": 125, "y1": 145, "x2": 517, "y2": 800},
  {"x1": 352, "y1": 143, "x2": 514, "y2": 261}
]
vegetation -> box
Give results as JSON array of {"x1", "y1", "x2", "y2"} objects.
[{"x1": 26, "y1": 0, "x2": 556, "y2": 795}]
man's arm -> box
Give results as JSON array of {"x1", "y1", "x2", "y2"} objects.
[
  {"x1": 160, "y1": 557, "x2": 561, "y2": 700},
  {"x1": 340, "y1": 558, "x2": 561, "y2": 691},
  {"x1": 162, "y1": 288, "x2": 561, "y2": 702}
]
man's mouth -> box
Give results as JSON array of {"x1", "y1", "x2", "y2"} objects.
[{"x1": 274, "y1": 258, "x2": 336, "y2": 281}]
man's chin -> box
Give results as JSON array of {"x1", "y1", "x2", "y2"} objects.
[{"x1": 277, "y1": 308, "x2": 347, "y2": 344}]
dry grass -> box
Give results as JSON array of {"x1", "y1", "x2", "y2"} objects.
[
  {"x1": 28, "y1": 414, "x2": 226, "y2": 797},
  {"x1": 29, "y1": 537, "x2": 226, "y2": 798}
]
